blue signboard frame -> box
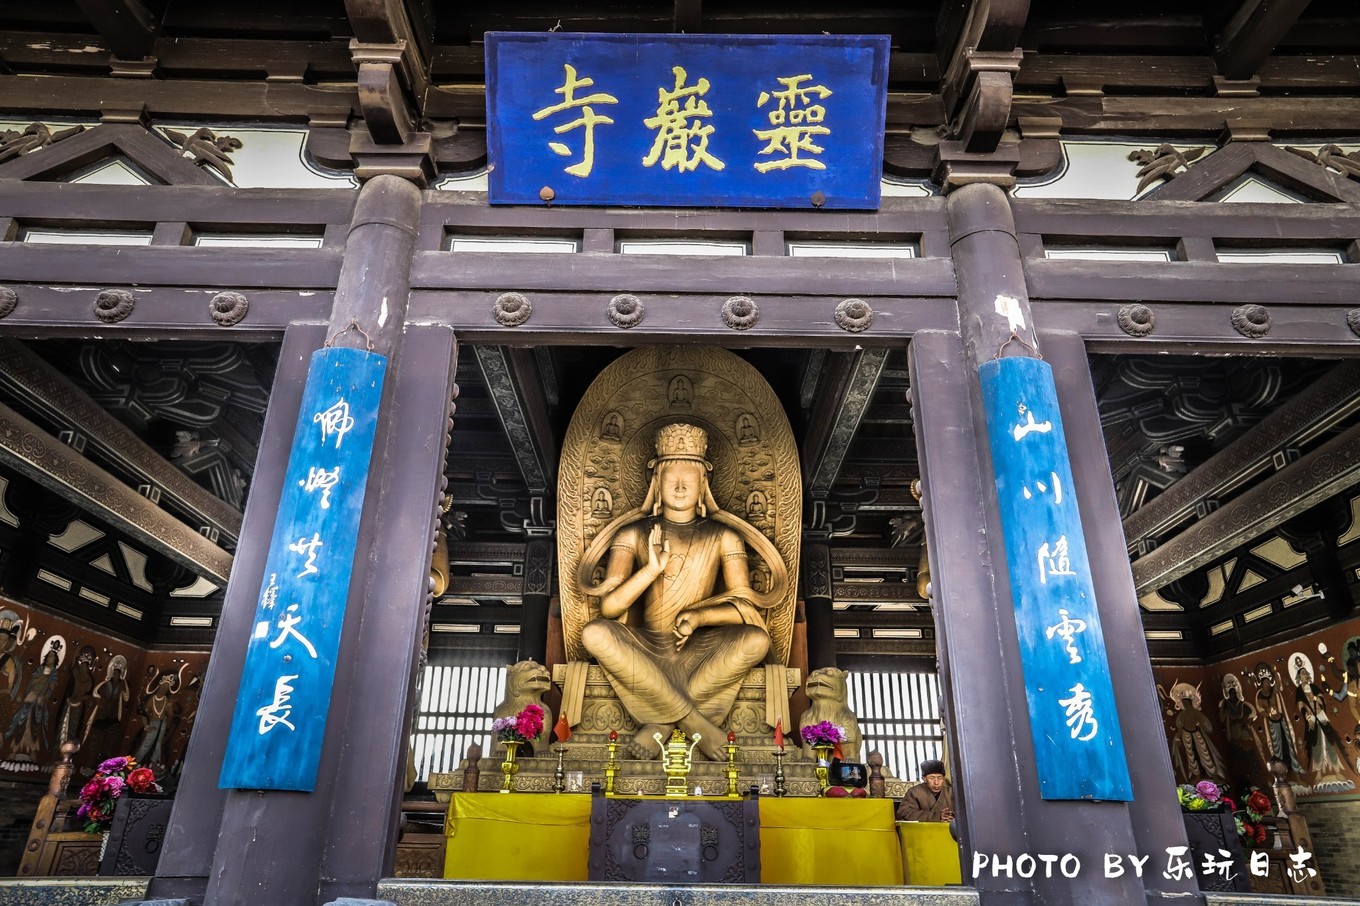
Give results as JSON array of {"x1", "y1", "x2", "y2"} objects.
[
  {"x1": 978, "y1": 356, "x2": 1133, "y2": 801},
  {"x1": 485, "y1": 32, "x2": 890, "y2": 209},
  {"x1": 220, "y1": 347, "x2": 386, "y2": 791}
]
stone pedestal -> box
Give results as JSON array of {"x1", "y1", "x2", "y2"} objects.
[{"x1": 429, "y1": 665, "x2": 911, "y2": 800}]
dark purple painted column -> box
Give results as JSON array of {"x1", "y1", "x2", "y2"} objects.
[
  {"x1": 802, "y1": 543, "x2": 837, "y2": 670},
  {"x1": 1041, "y1": 329, "x2": 1198, "y2": 904},
  {"x1": 146, "y1": 321, "x2": 327, "y2": 902},
  {"x1": 906, "y1": 182, "x2": 1201, "y2": 906},
  {"x1": 149, "y1": 175, "x2": 456, "y2": 906}
]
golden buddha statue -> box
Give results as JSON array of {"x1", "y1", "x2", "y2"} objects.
[
  {"x1": 577, "y1": 423, "x2": 785, "y2": 760},
  {"x1": 556, "y1": 346, "x2": 802, "y2": 767}
]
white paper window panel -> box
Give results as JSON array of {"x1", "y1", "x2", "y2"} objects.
[
  {"x1": 1215, "y1": 250, "x2": 1345, "y2": 264},
  {"x1": 787, "y1": 242, "x2": 917, "y2": 259},
  {"x1": 194, "y1": 234, "x2": 325, "y2": 249},
  {"x1": 617, "y1": 240, "x2": 748, "y2": 256},
  {"x1": 1044, "y1": 248, "x2": 1175, "y2": 262},
  {"x1": 23, "y1": 229, "x2": 153, "y2": 246},
  {"x1": 447, "y1": 236, "x2": 579, "y2": 253}
]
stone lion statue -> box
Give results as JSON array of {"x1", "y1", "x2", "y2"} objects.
[
  {"x1": 492, "y1": 660, "x2": 555, "y2": 754},
  {"x1": 797, "y1": 667, "x2": 862, "y2": 762}
]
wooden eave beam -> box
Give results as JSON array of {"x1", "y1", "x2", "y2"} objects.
[
  {"x1": 1212, "y1": 0, "x2": 1314, "y2": 81},
  {"x1": 344, "y1": 0, "x2": 432, "y2": 145},
  {"x1": 73, "y1": 0, "x2": 161, "y2": 62},
  {"x1": 1122, "y1": 361, "x2": 1360, "y2": 552},
  {"x1": 0, "y1": 401, "x2": 232, "y2": 583},
  {"x1": 0, "y1": 338, "x2": 244, "y2": 544},
  {"x1": 1130, "y1": 418, "x2": 1360, "y2": 595},
  {"x1": 674, "y1": 0, "x2": 702, "y2": 32},
  {"x1": 938, "y1": 0, "x2": 1030, "y2": 153},
  {"x1": 0, "y1": 73, "x2": 357, "y2": 122}
]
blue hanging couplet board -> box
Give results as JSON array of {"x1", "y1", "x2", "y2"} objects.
[
  {"x1": 978, "y1": 356, "x2": 1133, "y2": 801},
  {"x1": 485, "y1": 32, "x2": 890, "y2": 209},
  {"x1": 219, "y1": 347, "x2": 387, "y2": 791}
]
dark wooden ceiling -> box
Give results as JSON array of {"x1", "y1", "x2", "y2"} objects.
[
  {"x1": 2, "y1": 0, "x2": 1359, "y2": 666},
  {"x1": 2, "y1": 333, "x2": 1355, "y2": 670}
]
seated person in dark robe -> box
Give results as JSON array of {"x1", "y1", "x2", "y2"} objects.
[{"x1": 897, "y1": 758, "x2": 954, "y2": 822}]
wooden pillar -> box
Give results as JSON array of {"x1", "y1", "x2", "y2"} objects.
[
  {"x1": 147, "y1": 175, "x2": 457, "y2": 906},
  {"x1": 146, "y1": 321, "x2": 327, "y2": 902},
  {"x1": 802, "y1": 543, "x2": 836, "y2": 670},
  {"x1": 519, "y1": 538, "x2": 553, "y2": 664},
  {"x1": 908, "y1": 182, "x2": 1199, "y2": 906},
  {"x1": 1042, "y1": 330, "x2": 1202, "y2": 901}
]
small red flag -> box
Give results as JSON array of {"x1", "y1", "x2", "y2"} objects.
[
  {"x1": 832, "y1": 741, "x2": 844, "y2": 761},
  {"x1": 774, "y1": 719, "x2": 784, "y2": 748},
  {"x1": 554, "y1": 712, "x2": 571, "y2": 743}
]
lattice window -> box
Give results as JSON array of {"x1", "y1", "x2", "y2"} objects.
[
  {"x1": 845, "y1": 670, "x2": 944, "y2": 783},
  {"x1": 410, "y1": 664, "x2": 506, "y2": 782}
]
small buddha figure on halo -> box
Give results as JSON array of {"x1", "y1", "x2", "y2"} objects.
[{"x1": 578, "y1": 423, "x2": 781, "y2": 760}]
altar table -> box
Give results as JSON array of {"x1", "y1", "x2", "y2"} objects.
[{"x1": 443, "y1": 793, "x2": 912, "y2": 886}]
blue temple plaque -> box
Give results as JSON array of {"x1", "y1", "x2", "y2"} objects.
[
  {"x1": 219, "y1": 347, "x2": 386, "y2": 791},
  {"x1": 485, "y1": 32, "x2": 890, "y2": 209},
  {"x1": 978, "y1": 356, "x2": 1133, "y2": 801}
]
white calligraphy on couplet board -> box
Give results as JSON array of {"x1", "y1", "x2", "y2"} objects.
[
  {"x1": 221, "y1": 347, "x2": 387, "y2": 791},
  {"x1": 979, "y1": 354, "x2": 1131, "y2": 800}
]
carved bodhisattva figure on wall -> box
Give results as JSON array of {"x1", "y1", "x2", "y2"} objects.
[{"x1": 559, "y1": 347, "x2": 801, "y2": 761}]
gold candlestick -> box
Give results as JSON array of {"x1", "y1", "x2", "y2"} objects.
[
  {"x1": 604, "y1": 730, "x2": 620, "y2": 796},
  {"x1": 724, "y1": 731, "x2": 740, "y2": 798},
  {"x1": 773, "y1": 747, "x2": 787, "y2": 798},
  {"x1": 552, "y1": 743, "x2": 567, "y2": 794}
]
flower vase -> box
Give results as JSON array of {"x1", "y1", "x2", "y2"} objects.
[
  {"x1": 500, "y1": 740, "x2": 521, "y2": 793},
  {"x1": 813, "y1": 744, "x2": 834, "y2": 795}
]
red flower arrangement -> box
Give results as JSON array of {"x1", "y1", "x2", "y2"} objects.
[
  {"x1": 1233, "y1": 789, "x2": 1274, "y2": 847},
  {"x1": 492, "y1": 704, "x2": 544, "y2": 748},
  {"x1": 77, "y1": 756, "x2": 162, "y2": 834}
]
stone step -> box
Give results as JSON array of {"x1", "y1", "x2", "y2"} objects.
[{"x1": 375, "y1": 881, "x2": 980, "y2": 906}]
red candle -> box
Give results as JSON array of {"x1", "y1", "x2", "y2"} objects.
[
  {"x1": 609, "y1": 729, "x2": 618, "y2": 742},
  {"x1": 774, "y1": 718, "x2": 784, "y2": 748},
  {"x1": 727, "y1": 730, "x2": 736, "y2": 743}
]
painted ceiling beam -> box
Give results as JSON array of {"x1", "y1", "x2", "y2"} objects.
[
  {"x1": 1122, "y1": 360, "x2": 1360, "y2": 552},
  {"x1": 802, "y1": 347, "x2": 891, "y2": 501},
  {"x1": 0, "y1": 401, "x2": 232, "y2": 584},
  {"x1": 471, "y1": 346, "x2": 555, "y2": 505},
  {"x1": 0, "y1": 338, "x2": 243, "y2": 543},
  {"x1": 73, "y1": 0, "x2": 161, "y2": 62},
  {"x1": 1212, "y1": 0, "x2": 1314, "y2": 81},
  {"x1": 1130, "y1": 417, "x2": 1360, "y2": 595}
]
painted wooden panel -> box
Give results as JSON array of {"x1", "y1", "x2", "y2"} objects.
[{"x1": 486, "y1": 33, "x2": 889, "y2": 209}]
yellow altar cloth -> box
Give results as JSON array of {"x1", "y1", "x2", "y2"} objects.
[
  {"x1": 758, "y1": 798, "x2": 904, "y2": 886},
  {"x1": 443, "y1": 793, "x2": 907, "y2": 886},
  {"x1": 443, "y1": 792, "x2": 591, "y2": 881},
  {"x1": 897, "y1": 820, "x2": 964, "y2": 885}
]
